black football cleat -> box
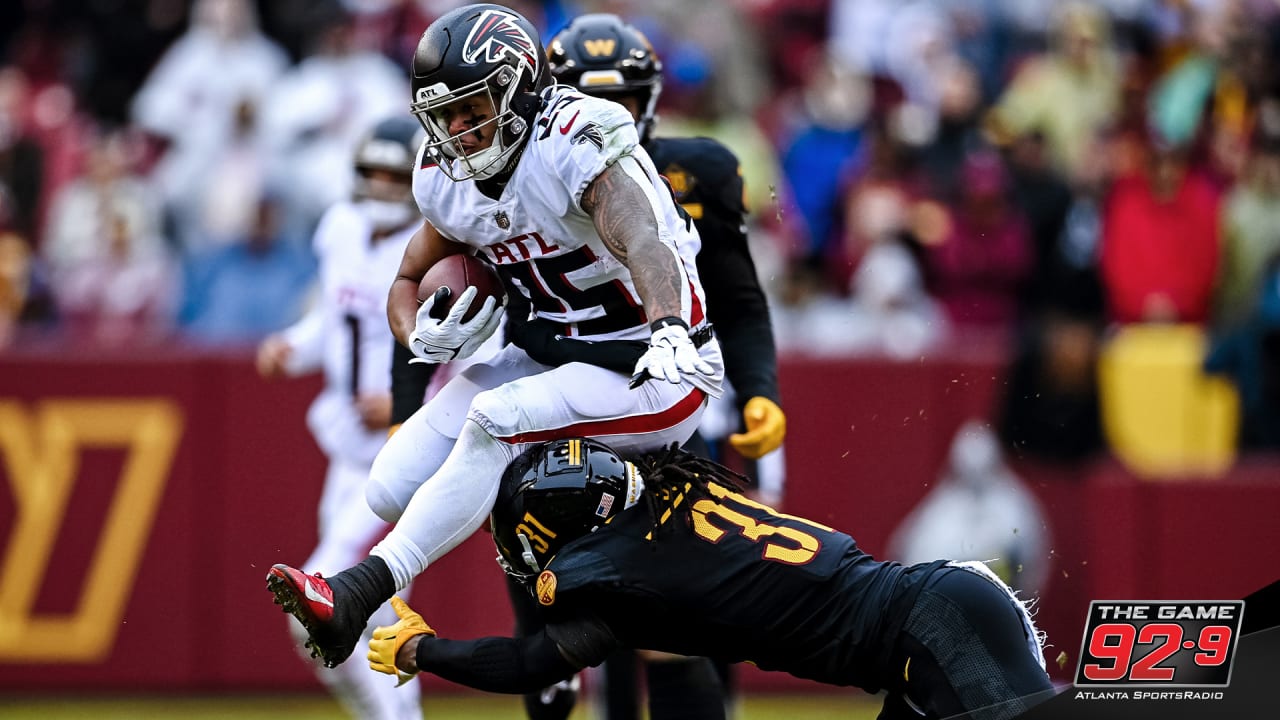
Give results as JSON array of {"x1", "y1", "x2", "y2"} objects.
[{"x1": 266, "y1": 564, "x2": 366, "y2": 668}]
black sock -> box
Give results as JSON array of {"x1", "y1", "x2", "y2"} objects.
[
  {"x1": 645, "y1": 657, "x2": 726, "y2": 720},
  {"x1": 712, "y1": 657, "x2": 736, "y2": 695},
  {"x1": 712, "y1": 658, "x2": 738, "y2": 717},
  {"x1": 603, "y1": 648, "x2": 640, "y2": 720},
  {"x1": 333, "y1": 556, "x2": 396, "y2": 621}
]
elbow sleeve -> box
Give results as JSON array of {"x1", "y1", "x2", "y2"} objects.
[
  {"x1": 416, "y1": 632, "x2": 580, "y2": 694},
  {"x1": 390, "y1": 339, "x2": 434, "y2": 426}
]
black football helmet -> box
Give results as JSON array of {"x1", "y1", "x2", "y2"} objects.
[
  {"x1": 410, "y1": 4, "x2": 550, "y2": 181},
  {"x1": 352, "y1": 115, "x2": 422, "y2": 230},
  {"x1": 353, "y1": 115, "x2": 421, "y2": 196},
  {"x1": 547, "y1": 14, "x2": 663, "y2": 142},
  {"x1": 492, "y1": 438, "x2": 643, "y2": 579}
]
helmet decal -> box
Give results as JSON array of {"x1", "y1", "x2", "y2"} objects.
[
  {"x1": 536, "y1": 570, "x2": 557, "y2": 606},
  {"x1": 582, "y1": 38, "x2": 616, "y2": 57},
  {"x1": 547, "y1": 14, "x2": 664, "y2": 142},
  {"x1": 624, "y1": 463, "x2": 644, "y2": 508},
  {"x1": 594, "y1": 492, "x2": 615, "y2": 518},
  {"x1": 414, "y1": 82, "x2": 450, "y2": 104},
  {"x1": 462, "y1": 9, "x2": 537, "y2": 69}
]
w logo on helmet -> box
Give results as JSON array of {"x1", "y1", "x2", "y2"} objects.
[
  {"x1": 462, "y1": 9, "x2": 537, "y2": 68},
  {"x1": 582, "y1": 38, "x2": 616, "y2": 57}
]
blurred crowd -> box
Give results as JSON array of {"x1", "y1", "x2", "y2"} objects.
[{"x1": 1, "y1": 0, "x2": 1278, "y2": 461}]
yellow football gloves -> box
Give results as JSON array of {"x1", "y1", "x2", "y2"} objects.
[
  {"x1": 728, "y1": 396, "x2": 786, "y2": 459},
  {"x1": 368, "y1": 596, "x2": 436, "y2": 685}
]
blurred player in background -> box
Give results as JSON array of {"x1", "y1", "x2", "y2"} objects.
[
  {"x1": 367, "y1": 439, "x2": 1055, "y2": 720},
  {"x1": 266, "y1": 3, "x2": 723, "y2": 677},
  {"x1": 256, "y1": 115, "x2": 424, "y2": 720}
]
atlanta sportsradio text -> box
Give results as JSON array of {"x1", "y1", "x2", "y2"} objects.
[{"x1": 1075, "y1": 690, "x2": 1226, "y2": 701}]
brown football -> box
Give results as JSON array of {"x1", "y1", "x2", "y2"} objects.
[{"x1": 417, "y1": 253, "x2": 506, "y2": 322}]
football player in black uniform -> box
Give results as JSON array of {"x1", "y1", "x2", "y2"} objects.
[
  {"x1": 539, "y1": 15, "x2": 784, "y2": 720},
  {"x1": 366, "y1": 438, "x2": 1056, "y2": 720},
  {"x1": 387, "y1": 14, "x2": 784, "y2": 719}
]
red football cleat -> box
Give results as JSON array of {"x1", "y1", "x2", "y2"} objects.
[{"x1": 266, "y1": 564, "x2": 364, "y2": 668}]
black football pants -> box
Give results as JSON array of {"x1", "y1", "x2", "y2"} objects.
[{"x1": 879, "y1": 566, "x2": 1056, "y2": 720}]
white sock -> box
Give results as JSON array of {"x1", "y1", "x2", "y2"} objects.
[
  {"x1": 371, "y1": 419, "x2": 514, "y2": 591},
  {"x1": 370, "y1": 533, "x2": 428, "y2": 592}
]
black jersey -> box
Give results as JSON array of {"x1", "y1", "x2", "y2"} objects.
[
  {"x1": 538, "y1": 485, "x2": 943, "y2": 693},
  {"x1": 646, "y1": 136, "x2": 778, "y2": 406}
]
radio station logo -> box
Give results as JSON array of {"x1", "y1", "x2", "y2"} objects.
[{"x1": 1075, "y1": 601, "x2": 1243, "y2": 686}]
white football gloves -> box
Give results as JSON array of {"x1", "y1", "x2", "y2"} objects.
[
  {"x1": 630, "y1": 318, "x2": 713, "y2": 386},
  {"x1": 409, "y1": 286, "x2": 504, "y2": 364}
]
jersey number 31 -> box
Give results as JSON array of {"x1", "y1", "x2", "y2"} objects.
[{"x1": 690, "y1": 486, "x2": 833, "y2": 566}]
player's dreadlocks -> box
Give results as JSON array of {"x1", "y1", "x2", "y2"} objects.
[{"x1": 633, "y1": 444, "x2": 746, "y2": 542}]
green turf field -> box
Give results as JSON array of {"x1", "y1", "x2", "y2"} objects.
[{"x1": 0, "y1": 693, "x2": 881, "y2": 719}]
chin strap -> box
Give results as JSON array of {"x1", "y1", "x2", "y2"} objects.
[
  {"x1": 509, "y1": 89, "x2": 545, "y2": 128},
  {"x1": 517, "y1": 532, "x2": 540, "y2": 575}
]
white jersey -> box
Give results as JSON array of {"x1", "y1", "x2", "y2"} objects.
[
  {"x1": 411, "y1": 85, "x2": 708, "y2": 343},
  {"x1": 281, "y1": 202, "x2": 416, "y2": 466}
]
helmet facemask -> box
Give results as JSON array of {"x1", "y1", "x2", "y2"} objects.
[
  {"x1": 411, "y1": 63, "x2": 533, "y2": 181},
  {"x1": 352, "y1": 116, "x2": 421, "y2": 230},
  {"x1": 353, "y1": 170, "x2": 416, "y2": 231}
]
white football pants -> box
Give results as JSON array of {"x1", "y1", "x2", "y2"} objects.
[{"x1": 367, "y1": 341, "x2": 723, "y2": 590}]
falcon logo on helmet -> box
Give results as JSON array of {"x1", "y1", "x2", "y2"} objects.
[
  {"x1": 410, "y1": 4, "x2": 548, "y2": 181},
  {"x1": 462, "y1": 9, "x2": 537, "y2": 69}
]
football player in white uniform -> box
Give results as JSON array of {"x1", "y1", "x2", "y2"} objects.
[
  {"x1": 267, "y1": 3, "x2": 724, "y2": 673},
  {"x1": 257, "y1": 116, "x2": 424, "y2": 720}
]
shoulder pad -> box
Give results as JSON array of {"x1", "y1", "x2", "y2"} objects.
[
  {"x1": 533, "y1": 90, "x2": 631, "y2": 146},
  {"x1": 648, "y1": 136, "x2": 739, "y2": 184},
  {"x1": 545, "y1": 547, "x2": 620, "y2": 594}
]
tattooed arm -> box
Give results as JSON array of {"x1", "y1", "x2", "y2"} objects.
[
  {"x1": 580, "y1": 155, "x2": 684, "y2": 323},
  {"x1": 582, "y1": 154, "x2": 715, "y2": 388}
]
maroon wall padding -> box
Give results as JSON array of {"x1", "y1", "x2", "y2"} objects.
[{"x1": 1, "y1": 348, "x2": 1276, "y2": 694}]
